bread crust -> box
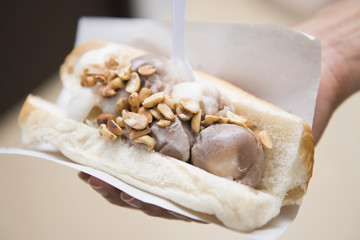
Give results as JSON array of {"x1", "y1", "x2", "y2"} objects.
[
  {"x1": 18, "y1": 41, "x2": 315, "y2": 231},
  {"x1": 18, "y1": 95, "x2": 282, "y2": 232}
]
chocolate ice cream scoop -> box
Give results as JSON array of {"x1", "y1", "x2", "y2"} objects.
[
  {"x1": 191, "y1": 124, "x2": 265, "y2": 188},
  {"x1": 150, "y1": 117, "x2": 194, "y2": 162}
]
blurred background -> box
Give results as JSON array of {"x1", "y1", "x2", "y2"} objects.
[
  {"x1": 0, "y1": 0, "x2": 337, "y2": 117},
  {"x1": 2, "y1": 0, "x2": 360, "y2": 240}
]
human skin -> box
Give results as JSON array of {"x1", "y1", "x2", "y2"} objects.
[
  {"x1": 295, "y1": 0, "x2": 360, "y2": 145},
  {"x1": 79, "y1": 0, "x2": 360, "y2": 221}
]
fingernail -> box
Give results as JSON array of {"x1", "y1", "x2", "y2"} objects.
[
  {"x1": 168, "y1": 211, "x2": 190, "y2": 220},
  {"x1": 120, "y1": 192, "x2": 142, "y2": 209},
  {"x1": 78, "y1": 172, "x2": 91, "y2": 182},
  {"x1": 88, "y1": 179, "x2": 109, "y2": 198}
]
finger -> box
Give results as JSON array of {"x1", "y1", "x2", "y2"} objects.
[
  {"x1": 79, "y1": 174, "x2": 205, "y2": 223},
  {"x1": 120, "y1": 192, "x2": 191, "y2": 221},
  {"x1": 120, "y1": 192, "x2": 143, "y2": 209},
  {"x1": 87, "y1": 176, "x2": 130, "y2": 207},
  {"x1": 78, "y1": 172, "x2": 91, "y2": 182}
]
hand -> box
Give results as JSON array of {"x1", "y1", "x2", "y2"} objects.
[
  {"x1": 78, "y1": 172, "x2": 203, "y2": 222},
  {"x1": 78, "y1": 0, "x2": 360, "y2": 222},
  {"x1": 294, "y1": 0, "x2": 360, "y2": 144}
]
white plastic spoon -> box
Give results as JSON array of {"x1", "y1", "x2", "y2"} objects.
[{"x1": 171, "y1": 0, "x2": 195, "y2": 82}]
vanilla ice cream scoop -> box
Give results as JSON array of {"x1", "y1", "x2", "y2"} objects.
[
  {"x1": 191, "y1": 124, "x2": 265, "y2": 188},
  {"x1": 171, "y1": 81, "x2": 234, "y2": 117}
]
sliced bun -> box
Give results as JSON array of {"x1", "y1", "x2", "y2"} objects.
[{"x1": 18, "y1": 41, "x2": 314, "y2": 232}]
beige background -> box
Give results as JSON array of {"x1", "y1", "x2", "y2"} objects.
[{"x1": 1, "y1": 0, "x2": 359, "y2": 239}]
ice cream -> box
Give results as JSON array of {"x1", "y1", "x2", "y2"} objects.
[{"x1": 191, "y1": 124, "x2": 265, "y2": 188}]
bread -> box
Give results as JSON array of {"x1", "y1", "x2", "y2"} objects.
[{"x1": 18, "y1": 41, "x2": 314, "y2": 232}]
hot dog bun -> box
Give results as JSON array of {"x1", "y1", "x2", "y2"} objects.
[{"x1": 18, "y1": 41, "x2": 314, "y2": 232}]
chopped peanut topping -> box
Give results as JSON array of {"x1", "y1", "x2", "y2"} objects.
[
  {"x1": 149, "y1": 108, "x2": 163, "y2": 120},
  {"x1": 99, "y1": 124, "x2": 117, "y2": 141},
  {"x1": 105, "y1": 70, "x2": 117, "y2": 82},
  {"x1": 97, "y1": 113, "x2": 116, "y2": 126},
  {"x1": 107, "y1": 119, "x2": 124, "y2": 136},
  {"x1": 94, "y1": 75, "x2": 108, "y2": 85},
  {"x1": 129, "y1": 127, "x2": 151, "y2": 140},
  {"x1": 138, "y1": 107, "x2": 153, "y2": 123},
  {"x1": 138, "y1": 88, "x2": 152, "y2": 104},
  {"x1": 80, "y1": 75, "x2": 97, "y2": 87},
  {"x1": 122, "y1": 109, "x2": 130, "y2": 119},
  {"x1": 176, "y1": 106, "x2": 192, "y2": 121},
  {"x1": 105, "y1": 58, "x2": 119, "y2": 70},
  {"x1": 125, "y1": 72, "x2": 141, "y2": 93},
  {"x1": 138, "y1": 64, "x2": 156, "y2": 76},
  {"x1": 116, "y1": 64, "x2": 132, "y2": 80},
  {"x1": 115, "y1": 116, "x2": 125, "y2": 128},
  {"x1": 142, "y1": 92, "x2": 165, "y2": 108},
  {"x1": 179, "y1": 98, "x2": 200, "y2": 114},
  {"x1": 191, "y1": 110, "x2": 202, "y2": 134},
  {"x1": 82, "y1": 60, "x2": 271, "y2": 152},
  {"x1": 123, "y1": 112, "x2": 148, "y2": 130},
  {"x1": 157, "y1": 103, "x2": 175, "y2": 120},
  {"x1": 157, "y1": 119, "x2": 172, "y2": 127},
  {"x1": 124, "y1": 122, "x2": 133, "y2": 133},
  {"x1": 164, "y1": 95, "x2": 178, "y2": 113},
  {"x1": 203, "y1": 115, "x2": 228, "y2": 125},
  {"x1": 108, "y1": 77, "x2": 123, "y2": 90},
  {"x1": 227, "y1": 111, "x2": 249, "y2": 126},
  {"x1": 115, "y1": 97, "x2": 129, "y2": 115},
  {"x1": 134, "y1": 135, "x2": 155, "y2": 151},
  {"x1": 258, "y1": 130, "x2": 273, "y2": 149},
  {"x1": 129, "y1": 92, "x2": 140, "y2": 112},
  {"x1": 100, "y1": 85, "x2": 117, "y2": 97}
]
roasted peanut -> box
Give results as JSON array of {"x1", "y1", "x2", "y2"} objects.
[
  {"x1": 108, "y1": 77, "x2": 123, "y2": 90},
  {"x1": 125, "y1": 72, "x2": 141, "y2": 93},
  {"x1": 156, "y1": 119, "x2": 171, "y2": 127},
  {"x1": 191, "y1": 110, "x2": 202, "y2": 134},
  {"x1": 99, "y1": 124, "x2": 117, "y2": 141},
  {"x1": 129, "y1": 92, "x2": 140, "y2": 112},
  {"x1": 138, "y1": 88, "x2": 152, "y2": 104},
  {"x1": 203, "y1": 115, "x2": 229, "y2": 125},
  {"x1": 80, "y1": 75, "x2": 97, "y2": 87},
  {"x1": 157, "y1": 103, "x2": 175, "y2": 120},
  {"x1": 100, "y1": 85, "x2": 117, "y2": 97},
  {"x1": 115, "y1": 116, "x2": 126, "y2": 127},
  {"x1": 142, "y1": 92, "x2": 165, "y2": 108},
  {"x1": 134, "y1": 135, "x2": 155, "y2": 151},
  {"x1": 138, "y1": 64, "x2": 156, "y2": 76},
  {"x1": 164, "y1": 95, "x2": 178, "y2": 112},
  {"x1": 123, "y1": 112, "x2": 148, "y2": 130},
  {"x1": 138, "y1": 106, "x2": 153, "y2": 123},
  {"x1": 258, "y1": 130, "x2": 273, "y2": 149},
  {"x1": 179, "y1": 98, "x2": 200, "y2": 114},
  {"x1": 122, "y1": 109, "x2": 130, "y2": 119},
  {"x1": 94, "y1": 75, "x2": 108, "y2": 85},
  {"x1": 105, "y1": 70, "x2": 117, "y2": 82},
  {"x1": 176, "y1": 106, "x2": 192, "y2": 121},
  {"x1": 149, "y1": 108, "x2": 163, "y2": 120},
  {"x1": 129, "y1": 127, "x2": 151, "y2": 140},
  {"x1": 97, "y1": 113, "x2": 116, "y2": 126},
  {"x1": 105, "y1": 58, "x2": 119, "y2": 69},
  {"x1": 116, "y1": 63, "x2": 132, "y2": 80},
  {"x1": 227, "y1": 111, "x2": 249, "y2": 126},
  {"x1": 107, "y1": 119, "x2": 124, "y2": 136},
  {"x1": 115, "y1": 97, "x2": 129, "y2": 115}
]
